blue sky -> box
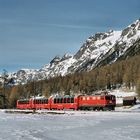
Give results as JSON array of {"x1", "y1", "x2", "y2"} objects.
[{"x1": 0, "y1": 0, "x2": 140, "y2": 73}]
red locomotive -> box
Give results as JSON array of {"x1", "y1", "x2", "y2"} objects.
[{"x1": 17, "y1": 93, "x2": 116, "y2": 111}]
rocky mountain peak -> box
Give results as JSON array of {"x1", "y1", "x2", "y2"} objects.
[
  {"x1": 61, "y1": 53, "x2": 73, "y2": 61},
  {"x1": 121, "y1": 19, "x2": 140, "y2": 38},
  {"x1": 129, "y1": 19, "x2": 140, "y2": 29},
  {"x1": 50, "y1": 55, "x2": 61, "y2": 64}
]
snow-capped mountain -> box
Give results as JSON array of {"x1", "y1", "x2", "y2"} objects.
[
  {"x1": 1, "y1": 19, "x2": 140, "y2": 84},
  {"x1": 69, "y1": 19, "x2": 140, "y2": 71}
]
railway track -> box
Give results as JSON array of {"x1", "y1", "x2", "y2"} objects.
[{"x1": 4, "y1": 109, "x2": 140, "y2": 114}]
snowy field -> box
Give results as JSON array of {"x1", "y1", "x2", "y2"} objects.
[{"x1": 0, "y1": 109, "x2": 140, "y2": 140}]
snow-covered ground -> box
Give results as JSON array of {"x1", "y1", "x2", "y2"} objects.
[{"x1": 0, "y1": 109, "x2": 140, "y2": 140}]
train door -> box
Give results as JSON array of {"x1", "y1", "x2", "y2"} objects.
[{"x1": 75, "y1": 95, "x2": 81, "y2": 110}]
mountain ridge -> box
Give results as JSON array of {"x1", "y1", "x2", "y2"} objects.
[{"x1": 1, "y1": 19, "x2": 140, "y2": 85}]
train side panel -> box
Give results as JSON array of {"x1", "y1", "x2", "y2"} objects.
[
  {"x1": 16, "y1": 99, "x2": 32, "y2": 109},
  {"x1": 78, "y1": 95, "x2": 116, "y2": 110}
]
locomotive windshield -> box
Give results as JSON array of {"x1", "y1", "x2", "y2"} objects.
[{"x1": 105, "y1": 96, "x2": 111, "y2": 100}]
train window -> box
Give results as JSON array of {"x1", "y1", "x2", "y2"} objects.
[
  {"x1": 67, "y1": 98, "x2": 70, "y2": 103},
  {"x1": 83, "y1": 97, "x2": 86, "y2": 100},
  {"x1": 58, "y1": 98, "x2": 61, "y2": 103},
  {"x1": 24, "y1": 101, "x2": 27, "y2": 104},
  {"x1": 44, "y1": 99, "x2": 47, "y2": 104},
  {"x1": 57, "y1": 98, "x2": 60, "y2": 103},
  {"x1": 40, "y1": 100, "x2": 42, "y2": 104},
  {"x1": 41, "y1": 100, "x2": 43, "y2": 104},
  {"x1": 87, "y1": 97, "x2": 90, "y2": 100},
  {"x1": 112, "y1": 96, "x2": 115, "y2": 100},
  {"x1": 59, "y1": 98, "x2": 62, "y2": 103},
  {"x1": 45, "y1": 99, "x2": 48, "y2": 104},
  {"x1": 54, "y1": 98, "x2": 56, "y2": 104},
  {"x1": 64, "y1": 98, "x2": 67, "y2": 103},
  {"x1": 35, "y1": 99, "x2": 48, "y2": 104},
  {"x1": 105, "y1": 96, "x2": 111, "y2": 100},
  {"x1": 71, "y1": 97, "x2": 74, "y2": 103},
  {"x1": 42, "y1": 100, "x2": 44, "y2": 104},
  {"x1": 60, "y1": 98, "x2": 63, "y2": 103},
  {"x1": 92, "y1": 97, "x2": 96, "y2": 100},
  {"x1": 19, "y1": 100, "x2": 29, "y2": 104},
  {"x1": 36, "y1": 100, "x2": 38, "y2": 104},
  {"x1": 97, "y1": 96, "x2": 100, "y2": 100},
  {"x1": 35, "y1": 100, "x2": 37, "y2": 104}
]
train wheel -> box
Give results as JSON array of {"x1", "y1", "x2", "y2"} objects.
[
  {"x1": 93, "y1": 107, "x2": 96, "y2": 111},
  {"x1": 100, "y1": 107, "x2": 103, "y2": 111},
  {"x1": 103, "y1": 107, "x2": 107, "y2": 111}
]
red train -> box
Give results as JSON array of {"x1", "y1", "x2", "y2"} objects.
[{"x1": 17, "y1": 94, "x2": 116, "y2": 111}]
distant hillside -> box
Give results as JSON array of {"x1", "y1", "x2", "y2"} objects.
[{"x1": 1, "y1": 54, "x2": 140, "y2": 108}]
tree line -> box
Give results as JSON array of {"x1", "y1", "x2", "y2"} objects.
[{"x1": 0, "y1": 54, "x2": 140, "y2": 108}]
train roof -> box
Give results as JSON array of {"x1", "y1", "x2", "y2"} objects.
[
  {"x1": 17, "y1": 98, "x2": 29, "y2": 101},
  {"x1": 52, "y1": 95, "x2": 75, "y2": 98}
]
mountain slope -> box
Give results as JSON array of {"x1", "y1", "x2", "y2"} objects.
[
  {"x1": 2, "y1": 19, "x2": 140, "y2": 84},
  {"x1": 69, "y1": 19, "x2": 140, "y2": 71}
]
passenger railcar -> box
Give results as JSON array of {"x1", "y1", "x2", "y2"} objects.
[
  {"x1": 16, "y1": 99, "x2": 31, "y2": 109},
  {"x1": 50, "y1": 95, "x2": 78, "y2": 110},
  {"x1": 32, "y1": 98, "x2": 50, "y2": 109}
]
